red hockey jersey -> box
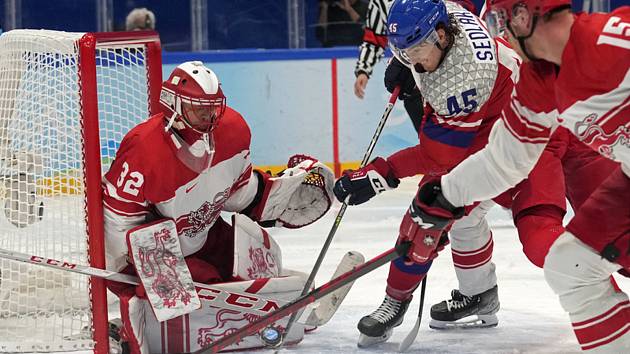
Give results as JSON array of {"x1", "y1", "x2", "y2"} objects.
[
  {"x1": 442, "y1": 8, "x2": 630, "y2": 207},
  {"x1": 103, "y1": 107, "x2": 259, "y2": 271}
]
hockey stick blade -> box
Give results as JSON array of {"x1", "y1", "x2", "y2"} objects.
[
  {"x1": 0, "y1": 247, "x2": 286, "y2": 318},
  {"x1": 280, "y1": 86, "x2": 401, "y2": 340},
  {"x1": 303, "y1": 251, "x2": 365, "y2": 327},
  {"x1": 398, "y1": 276, "x2": 427, "y2": 352},
  {"x1": 192, "y1": 242, "x2": 411, "y2": 354}
]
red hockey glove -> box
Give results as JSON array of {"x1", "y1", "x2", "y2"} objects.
[
  {"x1": 333, "y1": 157, "x2": 400, "y2": 205},
  {"x1": 399, "y1": 178, "x2": 464, "y2": 263}
]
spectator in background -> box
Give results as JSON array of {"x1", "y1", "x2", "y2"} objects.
[
  {"x1": 125, "y1": 7, "x2": 156, "y2": 31},
  {"x1": 317, "y1": 0, "x2": 368, "y2": 47}
]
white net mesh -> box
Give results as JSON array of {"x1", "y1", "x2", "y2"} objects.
[{"x1": 0, "y1": 29, "x2": 154, "y2": 352}]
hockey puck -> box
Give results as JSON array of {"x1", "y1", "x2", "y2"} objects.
[{"x1": 260, "y1": 326, "x2": 283, "y2": 347}]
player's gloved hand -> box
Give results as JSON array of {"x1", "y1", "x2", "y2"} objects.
[
  {"x1": 333, "y1": 157, "x2": 400, "y2": 205},
  {"x1": 384, "y1": 56, "x2": 419, "y2": 100},
  {"x1": 399, "y1": 178, "x2": 464, "y2": 263}
]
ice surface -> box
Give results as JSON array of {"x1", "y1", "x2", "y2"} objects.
[{"x1": 22, "y1": 177, "x2": 628, "y2": 353}]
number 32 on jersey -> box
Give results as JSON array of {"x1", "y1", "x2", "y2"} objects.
[{"x1": 116, "y1": 161, "x2": 144, "y2": 197}]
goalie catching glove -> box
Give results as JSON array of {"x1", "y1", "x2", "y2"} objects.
[
  {"x1": 399, "y1": 178, "x2": 464, "y2": 264},
  {"x1": 333, "y1": 157, "x2": 400, "y2": 205},
  {"x1": 248, "y1": 154, "x2": 335, "y2": 228}
]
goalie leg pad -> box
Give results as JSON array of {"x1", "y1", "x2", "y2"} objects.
[
  {"x1": 122, "y1": 276, "x2": 307, "y2": 353},
  {"x1": 118, "y1": 287, "x2": 151, "y2": 354}
]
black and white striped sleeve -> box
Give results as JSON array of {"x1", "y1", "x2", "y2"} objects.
[{"x1": 354, "y1": 0, "x2": 391, "y2": 78}]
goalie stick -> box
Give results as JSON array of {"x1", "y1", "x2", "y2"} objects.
[
  {"x1": 0, "y1": 247, "x2": 283, "y2": 317},
  {"x1": 303, "y1": 251, "x2": 365, "y2": 327},
  {"x1": 280, "y1": 86, "x2": 401, "y2": 344},
  {"x1": 0, "y1": 246, "x2": 357, "y2": 324},
  {"x1": 192, "y1": 241, "x2": 411, "y2": 354}
]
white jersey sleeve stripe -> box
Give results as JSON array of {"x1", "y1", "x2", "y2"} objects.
[
  {"x1": 435, "y1": 115, "x2": 483, "y2": 128},
  {"x1": 103, "y1": 200, "x2": 150, "y2": 217},
  {"x1": 502, "y1": 111, "x2": 551, "y2": 144}
]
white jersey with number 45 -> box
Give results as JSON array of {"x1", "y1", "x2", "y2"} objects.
[{"x1": 442, "y1": 7, "x2": 630, "y2": 207}]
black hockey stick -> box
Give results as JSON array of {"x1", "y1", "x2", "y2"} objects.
[
  {"x1": 192, "y1": 242, "x2": 411, "y2": 354},
  {"x1": 398, "y1": 276, "x2": 427, "y2": 352},
  {"x1": 279, "y1": 86, "x2": 402, "y2": 342}
]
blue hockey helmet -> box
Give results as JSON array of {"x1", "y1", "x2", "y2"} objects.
[{"x1": 387, "y1": 0, "x2": 449, "y2": 50}]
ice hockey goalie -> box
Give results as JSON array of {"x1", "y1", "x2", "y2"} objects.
[{"x1": 102, "y1": 61, "x2": 335, "y2": 353}]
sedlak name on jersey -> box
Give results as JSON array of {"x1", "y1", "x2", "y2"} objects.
[{"x1": 452, "y1": 10, "x2": 494, "y2": 63}]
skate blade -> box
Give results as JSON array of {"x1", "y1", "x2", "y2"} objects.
[
  {"x1": 429, "y1": 314, "x2": 498, "y2": 330},
  {"x1": 357, "y1": 329, "x2": 393, "y2": 348}
]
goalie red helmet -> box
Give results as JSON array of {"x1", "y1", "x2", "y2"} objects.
[
  {"x1": 487, "y1": 0, "x2": 571, "y2": 38},
  {"x1": 160, "y1": 61, "x2": 227, "y2": 132}
]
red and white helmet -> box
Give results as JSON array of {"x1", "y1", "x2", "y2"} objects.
[
  {"x1": 486, "y1": 0, "x2": 571, "y2": 38},
  {"x1": 159, "y1": 61, "x2": 227, "y2": 132}
]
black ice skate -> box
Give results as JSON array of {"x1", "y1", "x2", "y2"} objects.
[
  {"x1": 429, "y1": 285, "x2": 499, "y2": 329},
  {"x1": 357, "y1": 294, "x2": 411, "y2": 347}
]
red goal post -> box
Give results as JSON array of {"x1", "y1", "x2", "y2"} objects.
[{"x1": 0, "y1": 30, "x2": 161, "y2": 353}]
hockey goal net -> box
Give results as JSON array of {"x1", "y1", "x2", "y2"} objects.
[{"x1": 0, "y1": 30, "x2": 161, "y2": 353}]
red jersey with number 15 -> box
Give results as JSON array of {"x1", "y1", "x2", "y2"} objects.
[
  {"x1": 442, "y1": 7, "x2": 630, "y2": 207},
  {"x1": 556, "y1": 8, "x2": 630, "y2": 168}
]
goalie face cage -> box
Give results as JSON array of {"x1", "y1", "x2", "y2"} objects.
[{"x1": 0, "y1": 30, "x2": 162, "y2": 353}]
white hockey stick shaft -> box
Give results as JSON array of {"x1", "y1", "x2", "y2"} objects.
[
  {"x1": 0, "y1": 247, "x2": 278, "y2": 316},
  {"x1": 0, "y1": 247, "x2": 140, "y2": 284},
  {"x1": 0, "y1": 246, "x2": 358, "y2": 322}
]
